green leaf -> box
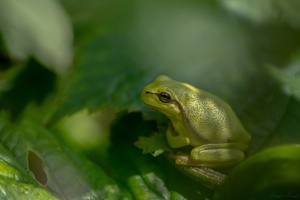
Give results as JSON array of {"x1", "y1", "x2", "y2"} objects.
[
  {"x1": 0, "y1": 0, "x2": 73, "y2": 74},
  {"x1": 0, "y1": 135, "x2": 58, "y2": 200},
  {"x1": 220, "y1": 145, "x2": 300, "y2": 199},
  {"x1": 48, "y1": 26, "x2": 150, "y2": 123},
  {"x1": 135, "y1": 132, "x2": 170, "y2": 157},
  {"x1": 0, "y1": 179, "x2": 58, "y2": 200},
  {"x1": 0, "y1": 113, "x2": 126, "y2": 200}
]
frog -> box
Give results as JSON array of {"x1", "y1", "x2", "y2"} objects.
[{"x1": 141, "y1": 75, "x2": 251, "y2": 168}]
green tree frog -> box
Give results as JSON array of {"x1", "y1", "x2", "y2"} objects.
[{"x1": 141, "y1": 75, "x2": 251, "y2": 168}]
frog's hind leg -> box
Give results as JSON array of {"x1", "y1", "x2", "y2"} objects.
[
  {"x1": 175, "y1": 143, "x2": 247, "y2": 168},
  {"x1": 191, "y1": 143, "x2": 246, "y2": 168}
]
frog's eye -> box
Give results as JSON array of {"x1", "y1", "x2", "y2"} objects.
[{"x1": 158, "y1": 92, "x2": 171, "y2": 103}]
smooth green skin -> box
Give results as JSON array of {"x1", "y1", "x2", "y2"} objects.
[{"x1": 141, "y1": 75, "x2": 251, "y2": 168}]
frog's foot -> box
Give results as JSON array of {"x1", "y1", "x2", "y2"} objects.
[{"x1": 169, "y1": 152, "x2": 203, "y2": 166}]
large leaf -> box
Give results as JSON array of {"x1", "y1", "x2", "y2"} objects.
[
  {"x1": 0, "y1": 114, "x2": 125, "y2": 200},
  {"x1": 50, "y1": 0, "x2": 258, "y2": 122},
  {"x1": 0, "y1": 142, "x2": 58, "y2": 199},
  {"x1": 220, "y1": 145, "x2": 300, "y2": 199},
  {"x1": 48, "y1": 0, "x2": 154, "y2": 123}
]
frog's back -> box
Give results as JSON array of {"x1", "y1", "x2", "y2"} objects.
[{"x1": 183, "y1": 90, "x2": 251, "y2": 146}]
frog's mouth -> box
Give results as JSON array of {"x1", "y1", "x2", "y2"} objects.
[{"x1": 142, "y1": 91, "x2": 158, "y2": 108}]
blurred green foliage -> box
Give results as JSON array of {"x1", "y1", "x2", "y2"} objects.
[{"x1": 0, "y1": 0, "x2": 300, "y2": 199}]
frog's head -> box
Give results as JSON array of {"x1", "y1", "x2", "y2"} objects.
[{"x1": 141, "y1": 75, "x2": 196, "y2": 120}]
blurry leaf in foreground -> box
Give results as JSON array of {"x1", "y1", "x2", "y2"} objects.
[
  {"x1": 0, "y1": 114, "x2": 125, "y2": 200},
  {"x1": 221, "y1": 145, "x2": 300, "y2": 200},
  {"x1": 0, "y1": 0, "x2": 73, "y2": 74},
  {"x1": 0, "y1": 138, "x2": 58, "y2": 199},
  {"x1": 0, "y1": 179, "x2": 58, "y2": 200}
]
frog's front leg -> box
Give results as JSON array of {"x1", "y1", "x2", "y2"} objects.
[
  {"x1": 166, "y1": 124, "x2": 190, "y2": 148},
  {"x1": 175, "y1": 143, "x2": 248, "y2": 168}
]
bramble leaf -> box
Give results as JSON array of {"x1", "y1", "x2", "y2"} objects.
[{"x1": 135, "y1": 132, "x2": 170, "y2": 157}]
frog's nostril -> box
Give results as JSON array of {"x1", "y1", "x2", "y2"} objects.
[{"x1": 146, "y1": 91, "x2": 151, "y2": 94}]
